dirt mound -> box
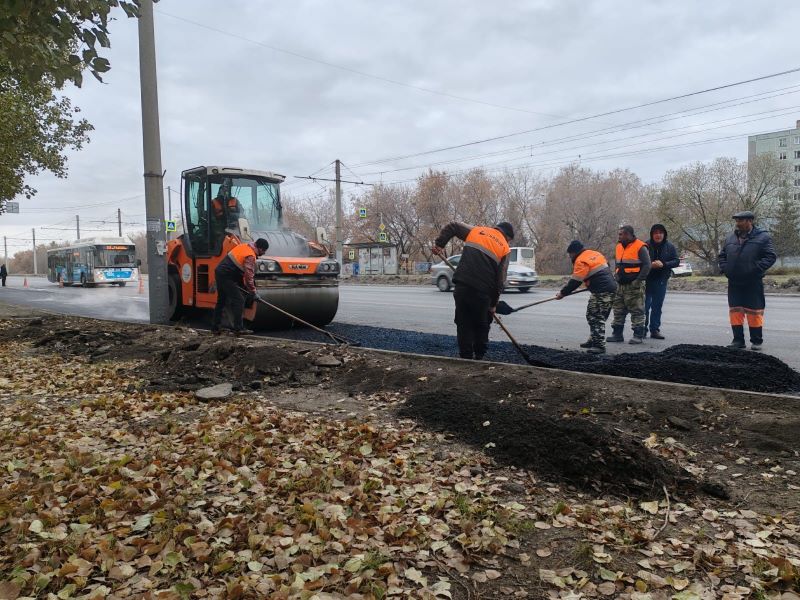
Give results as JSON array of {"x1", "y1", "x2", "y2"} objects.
[{"x1": 400, "y1": 390, "x2": 692, "y2": 497}]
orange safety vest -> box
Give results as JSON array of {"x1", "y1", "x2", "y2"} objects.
[
  {"x1": 615, "y1": 239, "x2": 646, "y2": 276},
  {"x1": 212, "y1": 197, "x2": 240, "y2": 218},
  {"x1": 571, "y1": 249, "x2": 609, "y2": 282},
  {"x1": 227, "y1": 242, "x2": 256, "y2": 271},
  {"x1": 464, "y1": 226, "x2": 511, "y2": 263}
]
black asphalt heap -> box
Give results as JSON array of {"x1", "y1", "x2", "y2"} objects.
[{"x1": 270, "y1": 324, "x2": 800, "y2": 393}]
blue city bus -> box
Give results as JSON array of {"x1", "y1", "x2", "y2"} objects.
[{"x1": 47, "y1": 238, "x2": 140, "y2": 287}]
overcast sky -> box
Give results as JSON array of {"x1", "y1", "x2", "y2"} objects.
[{"x1": 3, "y1": 0, "x2": 800, "y2": 255}]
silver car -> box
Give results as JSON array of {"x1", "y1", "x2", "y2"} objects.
[{"x1": 430, "y1": 254, "x2": 539, "y2": 292}]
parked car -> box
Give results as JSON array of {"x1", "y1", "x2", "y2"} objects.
[
  {"x1": 672, "y1": 258, "x2": 693, "y2": 277},
  {"x1": 430, "y1": 247, "x2": 539, "y2": 292}
]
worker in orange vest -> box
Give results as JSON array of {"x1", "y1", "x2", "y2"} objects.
[
  {"x1": 433, "y1": 221, "x2": 514, "y2": 360},
  {"x1": 556, "y1": 241, "x2": 618, "y2": 353},
  {"x1": 607, "y1": 225, "x2": 651, "y2": 344},
  {"x1": 212, "y1": 238, "x2": 269, "y2": 335}
]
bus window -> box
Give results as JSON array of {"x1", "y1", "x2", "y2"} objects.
[{"x1": 186, "y1": 174, "x2": 210, "y2": 255}]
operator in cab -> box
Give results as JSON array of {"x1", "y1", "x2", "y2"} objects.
[{"x1": 212, "y1": 238, "x2": 270, "y2": 335}]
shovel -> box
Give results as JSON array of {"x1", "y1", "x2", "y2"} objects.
[
  {"x1": 495, "y1": 288, "x2": 589, "y2": 315},
  {"x1": 239, "y1": 287, "x2": 359, "y2": 347},
  {"x1": 436, "y1": 253, "x2": 549, "y2": 368}
]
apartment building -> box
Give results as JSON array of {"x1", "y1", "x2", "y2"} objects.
[{"x1": 748, "y1": 119, "x2": 800, "y2": 201}]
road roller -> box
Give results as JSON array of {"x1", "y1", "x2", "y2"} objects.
[{"x1": 166, "y1": 166, "x2": 339, "y2": 328}]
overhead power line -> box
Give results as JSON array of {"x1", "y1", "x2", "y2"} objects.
[
  {"x1": 156, "y1": 10, "x2": 567, "y2": 119},
  {"x1": 350, "y1": 66, "x2": 800, "y2": 168}
]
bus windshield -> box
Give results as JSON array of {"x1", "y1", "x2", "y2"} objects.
[
  {"x1": 96, "y1": 245, "x2": 137, "y2": 267},
  {"x1": 209, "y1": 176, "x2": 282, "y2": 229}
]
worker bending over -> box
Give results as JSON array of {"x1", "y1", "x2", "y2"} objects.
[
  {"x1": 556, "y1": 241, "x2": 618, "y2": 354},
  {"x1": 432, "y1": 221, "x2": 514, "y2": 360},
  {"x1": 212, "y1": 238, "x2": 270, "y2": 335}
]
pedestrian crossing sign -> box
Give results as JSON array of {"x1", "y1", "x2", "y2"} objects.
[
  {"x1": 359, "y1": 208, "x2": 367, "y2": 218},
  {"x1": 378, "y1": 232, "x2": 388, "y2": 242},
  {"x1": 165, "y1": 220, "x2": 177, "y2": 232}
]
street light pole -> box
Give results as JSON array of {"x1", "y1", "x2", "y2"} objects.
[
  {"x1": 335, "y1": 159, "x2": 343, "y2": 264},
  {"x1": 32, "y1": 228, "x2": 37, "y2": 275},
  {"x1": 137, "y1": 0, "x2": 170, "y2": 324}
]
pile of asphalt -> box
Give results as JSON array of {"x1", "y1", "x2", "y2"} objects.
[{"x1": 270, "y1": 324, "x2": 800, "y2": 393}]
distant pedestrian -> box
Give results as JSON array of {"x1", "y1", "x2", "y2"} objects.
[
  {"x1": 212, "y1": 238, "x2": 270, "y2": 335},
  {"x1": 432, "y1": 221, "x2": 514, "y2": 360},
  {"x1": 718, "y1": 211, "x2": 777, "y2": 351},
  {"x1": 0, "y1": 264, "x2": 6, "y2": 287},
  {"x1": 556, "y1": 241, "x2": 617, "y2": 353},
  {"x1": 644, "y1": 224, "x2": 680, "y2": 339},
  {"x1": 607, "y1": 225, "x2": 651, "y2": 344}
]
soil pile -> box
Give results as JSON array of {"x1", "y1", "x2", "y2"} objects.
[
  {"x1": 400, "y1": 390, "x2": 691, "y2": 497},
  {"x1": 273, "y1": 324, "x2": 800, "y2": 393}
]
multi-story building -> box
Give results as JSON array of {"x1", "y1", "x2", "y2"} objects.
[{"x1": 748, "y1": 119, "x2": 800, "y2": 201}]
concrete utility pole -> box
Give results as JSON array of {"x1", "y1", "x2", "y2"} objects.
[
  {"x1": 76, "y1": 215, "x2": 80, "y2": 240},
  {"x1": 138, "y1": 0, "x2": 170, "y2": 324},
  {"x1": 32, "y1": 228, "x2": 37, "y2": 275},
  {"x1": 117, "y1": 208, "x2": 122, "y2": 237},
  {"x1": 3, "y1": 236, "x2": 7, "y2": 265},
  {"x1": 335, "y1": 159, "x2": 343, "y2": 264}
]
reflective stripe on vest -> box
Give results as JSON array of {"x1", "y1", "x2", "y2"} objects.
[
  {"x1": 615, "y1": 239, "x2": 646, "y2": 274},
  {"x1": 227, "y1": 243, "x2": 256, "y2": 271},
  {"x1": 463, "y1": 226, "x2": 511, "y2": 264},
  {"x1": 571, "y1": 249, "x2": 609, "y2": 282}
]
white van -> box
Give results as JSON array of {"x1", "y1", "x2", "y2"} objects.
[{"x1": 430, "y1": 246, "x2": 539, "y2": 292}]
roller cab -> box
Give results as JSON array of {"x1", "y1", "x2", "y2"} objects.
[{"x1": 166, "y1": 166, "x2": 340, "y2": 328}]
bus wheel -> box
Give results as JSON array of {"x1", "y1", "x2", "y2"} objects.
[{"x1": 168, "y1": 272, "x2": 183, "y2": 320}]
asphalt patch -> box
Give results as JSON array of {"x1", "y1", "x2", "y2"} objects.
[
  {"x1": 400, "y1": 390, "x2": 693, "y2": 497},
  {"x1": 267, "y1": 324, "x2": 800, "y2": 393}
]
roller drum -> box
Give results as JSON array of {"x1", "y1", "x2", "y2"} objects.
[{"x1": 247, "y1": 283, "x2": 339, "y2": 329}]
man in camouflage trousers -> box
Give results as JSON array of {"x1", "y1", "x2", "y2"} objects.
[
  {"x1": 556, "y1": 240, "x2": 618, "y2": 353},
  {"x1": 608, "y1": 226, "x2": 651, "y2": 344}
]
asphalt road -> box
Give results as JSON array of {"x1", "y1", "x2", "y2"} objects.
[{"x1": 2, "y1": 276, "x2": 798, "y2": 370}]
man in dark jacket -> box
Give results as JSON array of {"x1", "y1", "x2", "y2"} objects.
[
  {"x1": 433, "y1": 221, "x2": 514, "y2": 360},
  {"x1": 608, "y1": 225, "x2": 651, "y2": 344},
  {"x1": 212, "y1": 238, "x2": 270, "y2": 335},
  {"x1": 556, "y1": 241, "x2": 618, "y2": 353},
  {"x1": 718, "y1": 211, "x2": 777, "y2": 351},
  {"x1": 0, "y1": 264, "x2": 6, "y2": 287},
  {"x1": 644, "y1": 224, "x2": 680, "y2": 339}
]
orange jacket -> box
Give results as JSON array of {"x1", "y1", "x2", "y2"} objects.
[
  {"x1": 212, "y1": 197, "x2": 240, "y2": 218},
  {"x1": 464, "y1": 226, "x2": 511, "y2": 263}
]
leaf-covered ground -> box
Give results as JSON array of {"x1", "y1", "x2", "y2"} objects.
[{"x1": 0, "y1": 313, "x2": 798, "y2": 599}]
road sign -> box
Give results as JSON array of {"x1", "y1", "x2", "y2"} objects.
[
  {"x1": 358, "y1": 208, "x2": 367, "y2": 218},
  {"x1": 5, "y1": 202, "x2": 19, "y2": 213},
  {"x1": 165, "y1": 220, "x2": 177, "y2": 232},
  {"x1": 378, "y1": 232, "x2": 388, "y2": 242},
  {"x1": 378, "y1": 223, "x2": 386, "y2": 232},
  {"x1": 348, "y1": 249, "x2": 355, "y2": 260}
]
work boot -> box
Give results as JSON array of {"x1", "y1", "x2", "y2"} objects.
[
  {"x1": 606, "y1": 327, "x2": 624, "y2": 343},
  {"x1": 628, "y1": 327, "x2": 645, "y2": 344},
  {"x1": 750, "y1": 343, "x2": 763, "y2": 352},
  {"x1": 650, "y1": 330, "x2": 665, "y2": 340},
  {"x1": 586, "y1": 346, "x2": 605, "y2": 354},
  {"x1": 728, "y1": 325, "x2": 745, "y2": 349},
  {"x1": 579, "y1": 339, "x2": 594, "y2": 348},
  {"x1": 233, "y1": 328, "x2": 254, "y2": 336},
  {"x1": 211, "y1": 326, "x2": 222, "y2": 336}
]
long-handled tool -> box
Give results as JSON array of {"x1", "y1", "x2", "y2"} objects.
[
  {"x1": 238, "y1": 287, "x2": 359, "y2": 346},
  {"x1": 437, "y1": 254, "x2": 549, "y2": 368},
  {"x1": 495, "y1": 288, "x2": 589, "y2": 315}
]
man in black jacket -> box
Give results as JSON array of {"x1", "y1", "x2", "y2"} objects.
[
  {"x1": 644, "y1": 224, "x2": 680, "y2": 339},
  {"x1": 718, "y1": 211, "x2": 777, "y2": 351},
  {"x1": 433, "y1": 221, "x2": 514, "y2": 360}
]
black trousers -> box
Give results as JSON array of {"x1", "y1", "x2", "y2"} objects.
[
  {"x1": 453, "y1": 285, "x2": 492, "y2": 359},
  {"x1": 212, "y1": 270, "x2": 245, "y2": 330},
  {"x1": 728, "y1": 280, "x2": 765, "y2": 344},
  {"x1": 1, "y1": 276, "x2": 5, "y2": 287}
]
